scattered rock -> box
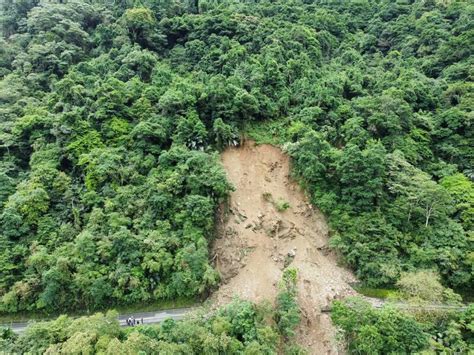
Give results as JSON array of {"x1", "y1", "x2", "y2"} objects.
[
  {"x1": 239, "y1": 213, "x2": 247, "y2": 220},
  {"x1": 211, "y1": 140, "x2": 357, "y2": 355}
]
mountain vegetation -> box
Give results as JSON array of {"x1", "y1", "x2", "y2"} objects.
[
  {"x1": 0, "y1": 269, "x2": 303, "y2": 354},
  {"x1": 332, "y1": 298, "x2": 474, "y2": 353},
  {"x1": 0, "y1": 0, "x2": 472, "y2": 353}
]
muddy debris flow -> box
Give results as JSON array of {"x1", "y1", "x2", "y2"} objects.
[{"x1": 211, "y1": 140, "x2": 356, "y2": 354}]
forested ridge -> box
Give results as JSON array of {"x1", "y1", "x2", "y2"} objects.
[{"x1": 0, "y1": 0, "x2": 473, "y2": 352}]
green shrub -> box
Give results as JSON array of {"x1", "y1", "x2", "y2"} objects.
[
  {"x1": 332, "y1": 298, "x2": 429, "y2": 354},
  {"x1": 275, "y1": 198, "x2": 290, "y2": 212}
]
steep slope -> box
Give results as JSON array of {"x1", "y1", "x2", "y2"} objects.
[{"x1": 212, "y1": 140, "x2": 356, "y2": 354}]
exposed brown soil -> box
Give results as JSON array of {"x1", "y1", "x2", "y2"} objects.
[{"x1": 211, "y1": 140, "x2": 356, "y2": 354}]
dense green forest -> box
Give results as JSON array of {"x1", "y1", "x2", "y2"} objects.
[
  {"x1": 332, "y1": 297, "x2": 474, "y2": 353},
  {"x1": 0, "y1": 304, "x2": 290, "y2": 354},
  {"x1": 0, "y1": 269, "x2": 303, "y2": 354},
  {"x1": 0, "y1": 0, "x2": 473, "y2": 352}
]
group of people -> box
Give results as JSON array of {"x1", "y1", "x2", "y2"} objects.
[{"x1": 126, "y1": 316, "x2": 144, "y2": 326}]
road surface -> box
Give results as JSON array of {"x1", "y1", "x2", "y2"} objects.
[
  {"x1": 6, "y1": 299, "x2": 471, "y2": 333},
  {"x1": 2, "y1": 308, "x2": 193, "y2": 334}
]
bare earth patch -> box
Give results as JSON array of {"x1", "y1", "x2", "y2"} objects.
[{"x1": 211, "y1": 140, "x2": 357, "y2": 354}]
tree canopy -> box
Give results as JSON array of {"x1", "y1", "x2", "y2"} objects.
[{"x1": 0, "y1": 0, "x2": 472, "y2": 352}]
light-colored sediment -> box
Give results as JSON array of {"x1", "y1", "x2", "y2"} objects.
[{"x1": 212, "y1": 140, "x2": 356, "y2": 354}]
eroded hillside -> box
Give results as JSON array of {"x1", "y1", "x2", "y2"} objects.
[{"x1": 212, "y1": 140, "x2": 356, "y2": 354}]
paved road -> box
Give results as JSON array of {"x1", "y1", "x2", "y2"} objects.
[
  {"x1": 2, "y1": 308, "x2": 194, "y2": 334},
  {"x1": 118, "y1": 308, "x2": 193, "y2": 326}
]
